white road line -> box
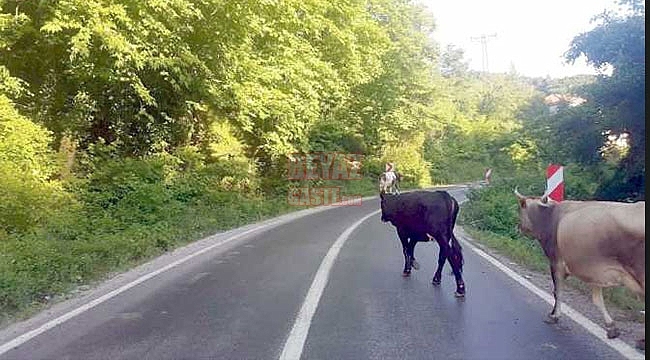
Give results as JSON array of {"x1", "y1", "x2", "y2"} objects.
[
  {"x1": 457, "y1": 236, "x2": 644, "y2": 360},
  {"x1": 280, "y1": 210, "x2": 381, "y2": 360},
  {"x1": 0, "y1": 217, "x2": 289, "y2": 356}
]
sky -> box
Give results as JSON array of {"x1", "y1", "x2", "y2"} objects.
[{"x1": 422, "y1": 0, "x2": 620, "y2": 78}]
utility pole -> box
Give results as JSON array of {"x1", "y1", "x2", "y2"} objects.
[{"x1": 470, "y1": 33, "x2": 497, "y2": 72}]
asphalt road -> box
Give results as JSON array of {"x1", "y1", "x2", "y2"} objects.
[{"x1": 0, "y1": 186, "x2": 631, "y2": 359}]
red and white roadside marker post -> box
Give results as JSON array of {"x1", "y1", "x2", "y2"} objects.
[
  {"x1": 546, "y1": 164, "x2": 564, "y2": 202},
  {"x1": 484, "y1": 168, "x2": 492, "y2": 185}
]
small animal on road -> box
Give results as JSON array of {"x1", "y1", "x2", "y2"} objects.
[
  {"x1": 514, "y1": 188, "x2": 645, "y2": 350},
  {"x1": 379, "y1": 162, "x2": 400, "y2": 194},
  {"x1": 380, "y1": 190, "x2": 465, "y2": 297}
]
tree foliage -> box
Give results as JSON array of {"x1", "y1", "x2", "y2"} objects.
[
  {"x1": 0, "y1": 0, "x2": 642, "y2": 204},
  {"x1": 562, "y1": 0, "x2": 644, "y2": 199}
]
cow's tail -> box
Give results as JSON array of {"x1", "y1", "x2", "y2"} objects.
[{"x1": 448, "y1": 195, "x2": 464, "y2": 268}]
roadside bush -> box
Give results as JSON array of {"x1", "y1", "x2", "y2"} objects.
[
  {"x1": 0, "y1": 95, "x2": 57, "y2": 180},
  {"x1": 562, "y1": 163, "x2": 602, "y2": 200},
  {"x1": 459, "y1": 170, "x2": 544, "y2": 238},
  {"x1": 0, "y1": 166, "x2": 72, "y2": 234},
  {"x1": 0, "y1": 95, "x2": 70, "y2": 234},
  {"x1": 79, "y1": 157, "x2": 179, "y2": 225}
]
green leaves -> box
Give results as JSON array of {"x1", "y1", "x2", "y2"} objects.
[
  {"x1": 0, "y1": 65, "x2": 24, "y2": 97},
  {"x1": 0, "y1": 94, "x2": 72, "y2": 234},
  {"x1": 0, "y1": 0, "x2": 451, "y2": 181},
  {"x1": 0, "y1": 95, "x2": 55, "y2": 180},
  {"x1": 561, "y1": 3, "x2": 645, "y2": 200}
]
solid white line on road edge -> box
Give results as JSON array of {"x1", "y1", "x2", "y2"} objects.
[
  {"x1": 0, "y1": 217, "x2": 295, "y2": 357},
  {"x1": 457, "y1": 236, "x2": 645, "y2": 360},
  {"x1": 280, "y1": 209, "x2": 381, "y2": 360}
]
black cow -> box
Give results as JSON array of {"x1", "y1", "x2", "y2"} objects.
[{"x1": 380, "y1": 190, "x2": 466, "y2": 297}]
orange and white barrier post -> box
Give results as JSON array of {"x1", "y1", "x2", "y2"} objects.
[
  {"x1": 484, "y1": 168, "x2": 492, "y2": 185},
  {"x1": 546, "y1": 164, "x2": 564, "y2": 202}
]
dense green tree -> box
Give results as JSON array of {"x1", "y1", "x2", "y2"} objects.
[{"x1": 563, "y1": 0, "x2": 644, "y2": 199}]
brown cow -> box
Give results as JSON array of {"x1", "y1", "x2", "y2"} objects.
[{"x1": 514, "y1": 189, "x2": 645, "y2": 349}]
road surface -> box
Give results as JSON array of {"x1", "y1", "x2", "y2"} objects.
[{"x1": 0, "y1": 186, "x2": 636, "y2": 359}]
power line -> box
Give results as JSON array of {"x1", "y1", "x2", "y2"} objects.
[{"x1": 470, "y1": 33, "x2": 497, "y2": 72}]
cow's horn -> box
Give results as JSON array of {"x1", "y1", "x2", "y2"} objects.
[
  {"x1": 540, "y1": 190, "x2": 549, "y2": 204},
  {"x1": 514, "y1": 187, "x2": 525, "y2": 200},
  {"x1": 538, "y1": 190, "x2": 551, "y2": 207}
]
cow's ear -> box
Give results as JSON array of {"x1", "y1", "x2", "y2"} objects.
[
  {"x1": 519, "y1": 198, "x2": 527, "y2": 208},
  {"x1": 516, "y1": 197, "x2": 526, "y2": 208}
]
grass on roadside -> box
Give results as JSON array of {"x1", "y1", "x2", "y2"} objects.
[{"x1": 1, "y1": 192, "x2": 295, "y2": 326}]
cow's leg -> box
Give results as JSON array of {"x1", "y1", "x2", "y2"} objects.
[
  {"x1": 619, "y1": 273, "x2": 646, "y2": 348},
  {"x1": 447, "y1": 242, "x2": 465, "y2": 297},
  {"x1": 592, "y1": 286, "x2": 620, "y2": 338},
  {"x1": 411, "y1": 243, "x2": 420, "y2": 271},
  {"x1": 432, "y1": 244, "x2": 446, "y2": 286},
  {"x1": 433, "y1": 228, "x2": 466, "y2": 297},
  {"x1": 545, "y1": 262, "x2": 564, "y2": 324},
  {"x1": 408, "y1": 240, "x2": 419, "y2": 270},
  {"x1": 397, "y1": 229, "x2": 412, "y2": 276},
  {"x1": 401, "y1": 240, "x2": 411, "y2": 277}
]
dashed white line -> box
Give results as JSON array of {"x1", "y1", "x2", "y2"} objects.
[{"x1": 279, "y1": 210, "x2": 381, "y2": 360}]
